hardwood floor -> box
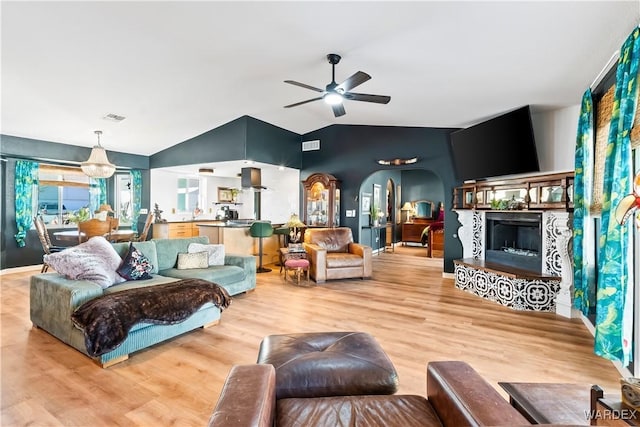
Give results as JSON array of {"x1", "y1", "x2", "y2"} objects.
[{"x1": 1, "y1": 247, "x2": 621, "y2": 426}]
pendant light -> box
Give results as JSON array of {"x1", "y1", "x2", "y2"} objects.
[{"x1": 81, "y1": 130, "x2": 116, "y2": 178}]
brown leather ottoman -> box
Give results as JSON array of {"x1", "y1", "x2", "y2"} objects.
[{"x1": 256, "y1": 331, "x2": 399, "y2": 399}]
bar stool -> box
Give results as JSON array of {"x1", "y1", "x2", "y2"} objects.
[{"x1": 249, "y1": 221, "x2": 273, "y2": 273}]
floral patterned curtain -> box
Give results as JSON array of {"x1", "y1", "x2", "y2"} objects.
[
  {"x1": 573, "y1": 89, "x2": 594, "y2": 315},
  {"x1": 595, "y1": 27, "x2": 639, "y2": 365},
  {"x1": 130, "y1": 170, "x2": 142, "y2": 233},
  {"x1": 14, "y1": 160, "x2": 38, "y2": 247}
]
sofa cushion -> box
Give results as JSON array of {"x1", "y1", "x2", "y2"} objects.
[
  {"x1": 43, "y1": 236, "x2": 126, "y2": 289},
  {"x1": 104, "y1": 275, "x2": 179, "y2": 294},
  {"x1": 326, "y1": 253, "x2": 364, "y2": 268},
  {"x1": 177, "y1": 251, "x2": 209, "y2": 269},
  {"x1": 276, "y1": 395, "x2": 440, "y2": 427},
  {"x1": 117, "y1": 243, "x2": 153, "y2": 280},
  {"x1": 153, "y1": 236, "x2": 209, "y2": 270},
  {"x1": 112, "y1": 240, "x2": 159, "y2": 274},
  {"x1": 188, "y1": 242, "x2": 225, "y2": 266},
  {"x1": 160, "y1": 265, "x2": 246, "y2": 286}
]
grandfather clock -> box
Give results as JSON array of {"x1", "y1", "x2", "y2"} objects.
[{"x1": 302, "y1": 173, "x2": 340, "y2": 227}]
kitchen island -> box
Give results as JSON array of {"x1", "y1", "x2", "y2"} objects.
[{"x1": 197, "y1": 222, "x2": 281, "y2": 268}]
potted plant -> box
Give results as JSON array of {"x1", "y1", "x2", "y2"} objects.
[
  {"x1": 230, "y1": 188, "x2": 239, "y2": 203},
  {"x1": 370, "y1": 205, "x2": 383, "y2": 226},
  {"x1": 66, "y1": 206, "x2": 90, "y2": 225}
]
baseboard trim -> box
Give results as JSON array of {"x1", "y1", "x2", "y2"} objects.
[{"x1": 1, "y1": 265, "x2": 41, "y2": 275}]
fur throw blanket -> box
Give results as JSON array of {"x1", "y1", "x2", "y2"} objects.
[{"x1": 71, "y1": 279, "x2": 232, "y2": 357}]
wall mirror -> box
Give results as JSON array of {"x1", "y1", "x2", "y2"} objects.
[{"x1": 413, "y1": 200, "x2": 434, "y2": 219}]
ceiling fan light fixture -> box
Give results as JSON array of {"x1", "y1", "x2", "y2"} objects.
[
  {"x1": 324, "y1": 92, "x2": 343, "y2": 105},
  {"x1": 81, "y1": 130, "x2": 116, "y2": 178}
]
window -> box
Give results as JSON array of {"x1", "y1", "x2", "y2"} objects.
[
  {"x1": 177, "y1": 178, "x2": 200, "y2": 212},
  {"x1": 115, "y1": 173, "x2": 132, "y2": 226},
  {"x1": 36, "y1": 164, "x2": 91, "y2": 227}
]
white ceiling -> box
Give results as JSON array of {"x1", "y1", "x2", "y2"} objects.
[{"x1": 1, "y1": 1, "x2": 638, "y2": 158}]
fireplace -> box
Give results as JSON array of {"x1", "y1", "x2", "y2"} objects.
[{"x1": 485, "y1": 212, "x2": 542, "y2": 273}]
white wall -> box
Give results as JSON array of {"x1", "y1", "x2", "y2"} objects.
[
  {"x1": 150, "y1": 167, "x2": 300, "y2": 224},
  {"x1": 532, "y1": 104, "x2": 580, "y2": 173}
]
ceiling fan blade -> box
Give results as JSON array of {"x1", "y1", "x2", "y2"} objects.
[
  {"x1": 332, "y1": 103, "x2": 346, "y2": 117},
  {"x1": 343, "y1": 92, "x2": 391, "y2": 104},
  {"x1": 337, "y1": 71, "x2": 371, "y2": 92},
  {"x1": 284, "y1": 97, "x2": 323, "y2": 108},
  {"x1": 284, "y1": 80, "x2": 324, "y2": 93}
]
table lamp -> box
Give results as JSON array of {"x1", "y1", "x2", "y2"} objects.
[
  {"x1": 401, "y1": 202, "x2": 414, "y2": 222},
  {"x1": 286, "y1": 213, "x2": 306, "y2": 244}
]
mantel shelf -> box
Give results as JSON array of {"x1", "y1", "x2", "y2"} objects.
[{"x1": 453, "y1": 171, "x2": 574, "y2": 212}]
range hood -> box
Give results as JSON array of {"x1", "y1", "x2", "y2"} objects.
[{"x1": 241, "y1": 167, "x2": 266, "y2": 190}]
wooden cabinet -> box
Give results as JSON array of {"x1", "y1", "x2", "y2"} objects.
[
  {"x1": 302, "y1": 173, "x2": 340, "y2": 227},
  {"x1": 153, "y1": 221, "x2": 220, "y2": 239},
  {"x1": 402, "y1": 219, "x2": 433, "y2": 243},
  {"x1": 590, "y1": 385, "x2": 639, "y2": 426}
]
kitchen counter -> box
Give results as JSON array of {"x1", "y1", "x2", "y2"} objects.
[
  {"x1": 197, "y1": 223, "x2": 280, "y2": 267},
  {"x1": 153, "y1": 220, "x2": 255, "y2": 239}
]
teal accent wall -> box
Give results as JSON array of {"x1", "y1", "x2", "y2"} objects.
[
  {"x1": 0, "y1": 134, "x2": 150, "y2": 269},
  {"x1": 1, "y1": 118, "x2": 462, "y2": 271},
  {"x1": 150, "y1": 115, "x2": 302, "y2": 169},
  {"x1": 300, "y1": 124, "x2": 461, "y2": 272}
]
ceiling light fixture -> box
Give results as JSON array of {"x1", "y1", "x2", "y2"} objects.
[
  {"x1": 377, "y1": 157, "x2": 418, "y2": 166},
  {"x1": 323, "y1": 92, "x2": 343, "y2": 105},
  {"x1": 81, "y1": 130, "x2": 116, "y2": 178},
  {"x1": 198, "y1": 168, "x2": 215, "y2": 176}
]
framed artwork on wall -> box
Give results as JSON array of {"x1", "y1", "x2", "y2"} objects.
[
  {"x1": 218, "y1": 187, "x2": 234, "y2": 203},
  {"x1": 396, "y1": 185, "x2": 402, "y2": 224},
  {"x1": 373, "y1": 184, "x2": 381, "y2": 214},
  {"x1": 362, "y1": 192, "x2": 371, "y2": 214}
]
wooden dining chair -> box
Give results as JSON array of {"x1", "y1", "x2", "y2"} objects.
[
  {"x1": 77, "y1": 218, "x2": 112, "y2": 243},
  {"x1": 135, "y1": 213, "x2": 154, "y2": 242},
  {"x1": 33, "y1": 215, "x2": 66, "y2": 272}
]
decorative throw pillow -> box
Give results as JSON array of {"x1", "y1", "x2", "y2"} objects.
[
  {"x1": 43, "y1": 236, "x2": 126, "y2": 289},
  {"x1": 188, "y1": 243, "x2": 225, "y2": 266},
  {"x1": 177, "y1": 251, "x2": 208, "y2": 269},
  {"x1": 116, "y1": 242, "x2": 153, "y2": 281}
]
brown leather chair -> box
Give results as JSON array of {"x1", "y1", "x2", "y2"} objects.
[
  {"x1": 207, "y1": 361, "x2": 533, "y2": 427},
  {"x1": 303, "y1": 227, "x2": 372, "y2": 283},
  {"x1": 77, "y1": 218, "x2": 112, "y2": 243}
]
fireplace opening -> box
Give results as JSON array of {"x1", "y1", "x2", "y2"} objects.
[{"x1": 485, "y1": 212, "x2": 542, "y2": 273}]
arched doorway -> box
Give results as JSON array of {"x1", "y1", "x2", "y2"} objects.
[{"x1": 357, "y1": 168, "x2": 444, "y2": 256}]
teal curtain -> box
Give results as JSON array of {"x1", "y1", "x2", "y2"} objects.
[
  {"x1": 14, "y1": 160, "x2": 38, "y2": 247},
  {"x1": 573, "y1": 89, "x2": 594, "y2": 315},
  {"x1": 131, "y1": 170, "x2": 142, "y2": 233},
  {"x1": 89, "y1": 178, "x2": 107, "y2": 213},
  {"x1": 595, "y1": 27, "x2": 639, "y2": 365}
]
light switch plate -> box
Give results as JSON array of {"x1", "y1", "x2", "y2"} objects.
[{"x1": 140, "y1": 208, "x2": 148, "y2": 214}]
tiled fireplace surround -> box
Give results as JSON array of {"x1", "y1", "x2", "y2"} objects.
[{"x1": 454, "y1": 210, "x2": 573, "y2": 318}]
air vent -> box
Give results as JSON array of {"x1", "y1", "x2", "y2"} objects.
[
  {"x1": 302, "y1": 140, "x2": 320, "y2": 151},
  {"x1": 103, "y1": 113, "x2": 126, "y2": 122}
]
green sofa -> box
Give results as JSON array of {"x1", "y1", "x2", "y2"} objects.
[{"x1": 30, "y1": 236, "x2": 256, "y2": 367}]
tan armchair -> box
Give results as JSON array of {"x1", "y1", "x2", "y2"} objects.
[{"x1": 303, "y1": 227, "x2": 372, "y2": 283}]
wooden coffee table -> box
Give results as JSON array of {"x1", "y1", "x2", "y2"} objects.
[{"x1": 499, "y1": 382, "x2": 591, "y2": 425}]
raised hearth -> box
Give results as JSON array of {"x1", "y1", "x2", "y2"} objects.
[{"x1": 454, "y1": 210, "x2": 572, "y2": 316}]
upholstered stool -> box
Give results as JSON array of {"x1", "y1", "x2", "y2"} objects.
[
  {"x1": 283, "y1": 258, "x2": 309, "y2": 284},
  {"x1": 256, "y1": 331, "x2": 398, "y2": 399}
]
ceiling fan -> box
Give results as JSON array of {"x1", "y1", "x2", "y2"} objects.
[{"x1": 284, "y1": 53, "x2": 391, "y2": 117}]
